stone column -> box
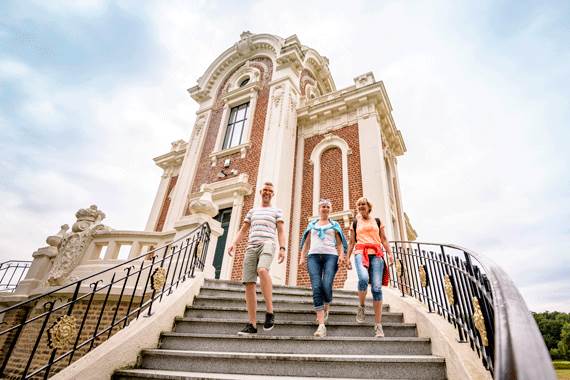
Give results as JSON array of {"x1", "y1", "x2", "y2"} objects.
[
  {"x1": 173, "y1": 188, "x2": 222, "y2": 280},
  {"x1": 254, "y1": 78, "x2": 299, "y2": 285}
]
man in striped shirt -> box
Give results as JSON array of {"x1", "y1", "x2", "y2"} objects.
[{"x1": 228, "y1": 181, "x2": 286, "y2": 335}]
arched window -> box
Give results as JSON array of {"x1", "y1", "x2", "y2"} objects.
[{"x1": 239, "y1": 77, "x2": 250, "y2": 87}]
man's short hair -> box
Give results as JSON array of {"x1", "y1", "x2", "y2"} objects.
[{"x1": 263, "y1": 181, "x2": 274, "y2": 187}]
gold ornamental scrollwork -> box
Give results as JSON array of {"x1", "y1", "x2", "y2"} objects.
[
  {"x1": 48, "y1": 315, "x2": 77, "y2": 350},
  {"x1": 418, "y1": 265, "x2": 427, "y2": 288},
  {"x1": 151, "y1": 267, "x2": 167, "y2": 291},
  {"x1": 444, "y1": 275, "x2": 455, "y2": 305},
  {"x1": 472, "y1": 296, "x2": 489, "y2": 346},
  {"x1": 395, "y1": 259, "x2": 403, "y2": 277}
]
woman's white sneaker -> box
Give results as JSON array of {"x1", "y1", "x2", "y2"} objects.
[
  {"x1": 314, "y1": 324, "x2": 327, "y2": 337},
  {"x1": 356, "y1": 305, "x2": 366, "y2": 323},
  {"x1": 375, "y1": 323, "x2": 385, "y2": 337}
]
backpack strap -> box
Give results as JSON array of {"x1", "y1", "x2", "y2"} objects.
[
  {"x1": 375, "y1": 217, "x2": 381, "y2": 228},
  {"x1": 352, "y1": 218, "x2": 357, "y2": 241}
]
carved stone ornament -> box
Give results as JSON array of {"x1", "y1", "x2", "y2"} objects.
[
  {"x1": 418, "y1": 265, "x2": 428, "y2": 288},
  {"x1": 472, "y1": 297, "x2": 489, "y2": 346},
  {"x1": 444, "y1": 275, "x2": 455, "y2": 305},
  {"x1": 46, "y1": 205, "x2": 109, "y2": 286},
  {"x1": 151, "y1": 267, "x2": 167, "y2": 291},
  {"x1": 48, "y1": 315, "x2": 77, "y2": 350}
]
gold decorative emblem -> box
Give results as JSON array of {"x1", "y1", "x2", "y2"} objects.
[
  {"x1": 444, "y1": 275, "x2": 455, "y2": 305},
  {"x1": 395, "y1": 259, "x2": 403, "y2": 277},
  {"x1": 151, "y1": 267, "x2": 167, "y2": 290},
  {"x1": 418, "y1": 265, "x2": 427, "y2": 288},
  {"x1": 48, "y1": 315, "x2": 77, "y2": 350},
  {"x1": 472, "y1": 297, "x2": 489, "y2": 346}
]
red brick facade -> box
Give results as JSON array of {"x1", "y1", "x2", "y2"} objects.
[
  {"x1": 155, "y1": 175, "x2": 178, "y2": 232},
  {"x1": 294, "y1": 124, "x2": 364, "y2": 288},
  {"x1": 0, "y1": 298, "x2": 138, "y2": 379},
  {"x1": 182, "y1": 56, "x2": 274, "y2": 282}
]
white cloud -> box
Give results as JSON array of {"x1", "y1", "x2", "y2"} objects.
[{"x1": 1, "y1": 1, "x2": 568, "y2": 312}]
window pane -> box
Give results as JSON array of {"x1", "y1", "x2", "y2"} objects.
[
  {"x1": 236, "y1": 105, "x2": 247, "y2": 122},
  {"x1": 228, "y1": 107, "x2": 238, "y2": 124},
  {"x1": 231, "y1": 120, "x2": 245, "y2": 147},
  {"x1": 223, "y1": 123, "x2": 234, "y2": 149}
]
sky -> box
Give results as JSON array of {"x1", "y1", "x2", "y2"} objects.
[{"x1": 0, "y1": 0, "x2": 568, "y2": 312}]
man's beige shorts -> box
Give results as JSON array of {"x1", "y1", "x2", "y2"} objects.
[{"x1": 242, "y1": 241, "x2": 275, "y2": 284}]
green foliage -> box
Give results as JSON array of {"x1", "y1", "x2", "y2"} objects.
[
  {"x1": 554, "y1": 361, "x2": 570, "y2": 370},
  {"x1": 533, "y1": 312, "x2": 570, "y2": 360}
]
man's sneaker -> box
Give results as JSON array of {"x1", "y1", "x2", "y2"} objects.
[
  {"x1": 314, "y1": 324, "x2": 327, "y2": 337},
  {"x1": 263, "y1": 312, "x2": 275, "y2": 331},
  {"x1": 375, "y1": 323, "x2": 385, "y2": 338},
  {"x1": 237, "y1": 323, "x2": 257, "y2": 336},
  {"x1": 356, "y1": 305, "x2": 366, "y2": 323}
]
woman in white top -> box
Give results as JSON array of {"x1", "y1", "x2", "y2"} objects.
[{"x1": 299, "y1": 199, "x2": 348, "y2": 337}]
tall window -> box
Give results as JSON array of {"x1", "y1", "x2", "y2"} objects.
[{"x1": 222, "y1": 102, "x2": 249, "y2": 149}]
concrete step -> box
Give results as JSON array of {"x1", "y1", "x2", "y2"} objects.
[
  {"x1": 114, "y1": 368, "x2": 405, "y2": 380},
  {"x1": 159, "y1": 333, "x2": 432, "y2": 355},
  {"x1": 198, "y1": 287, "x2": 368, "y2": 304},
  {"x1": 203, "y1": 279, "x2": 360, "y2": 297},
  {"x1": 136, "y1": 350, "x2": 446, "y2": 379},
  {"x1": 192, "y1": 296, "x2": 389, "y2": 312},
  {"x1": 173, "y1": 318, "x2": 417, "y2": 337},
  {"x1": 185, "y1": 306, "x2": 403, "y2": 323}
]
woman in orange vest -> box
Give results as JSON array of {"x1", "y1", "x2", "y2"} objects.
[{"x1": 346, "y1": 197, "x2": 393, "y2": 337}]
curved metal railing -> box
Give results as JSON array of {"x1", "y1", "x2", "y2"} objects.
[
  {"x1": 389, "y1": 240, "x2": 556, "y2": 380},
  {"x1": 0, "y1": 223, "x2": 211, "y2": 379},
  {"x1": 0, "y1": 261, "x2": 32, "y2": 293}
]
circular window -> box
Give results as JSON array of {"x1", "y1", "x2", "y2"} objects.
[{"x1": 239, "y1": 77, "x2": 250, "y2": 87}]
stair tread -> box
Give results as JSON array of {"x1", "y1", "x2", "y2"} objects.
[
  {"x1": 141, "y1": 349, "x2": 445, "y2": 362},
  {"x1": 187, "y1": 305, "x2": 398, "y2": 315},
  {"x1": 175, "y1": 317, "x2": 414, "y2": 327},
  {"x1": 194, "y1": 295, "x2": 387, "y2": 305},
  {"x1": 160, "y1": 332, "x2": 429, "y2": 342},
  {"x1": 201, "y1": 285, "x2": 361, "y2": 296},
  {"x1": 115, "y1": 368, "x2": 401, "y2": 380}
]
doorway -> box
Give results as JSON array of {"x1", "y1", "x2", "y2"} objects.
[{"x1": 213, "y1": 207, "x2": 232, "y2": 279}]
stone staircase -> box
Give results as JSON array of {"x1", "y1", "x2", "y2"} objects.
[{"x1": 113, "y1": 279, "x2": 447, "y2": 379}]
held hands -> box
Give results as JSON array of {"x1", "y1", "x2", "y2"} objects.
[
  {"x1": 346, "y1": 256, "x2": 352, "y2": 270},
  {"x1": 337, "y1": 254, "x2": 346, "y2": 268}
]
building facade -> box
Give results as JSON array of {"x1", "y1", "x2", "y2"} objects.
[{"x1": 144, "y1": 32, "x2": 416, "y2": 288}]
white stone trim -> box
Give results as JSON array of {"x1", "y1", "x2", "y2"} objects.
[{"x1": 309, "y1": 134, "x2": 351, "y2": 216}]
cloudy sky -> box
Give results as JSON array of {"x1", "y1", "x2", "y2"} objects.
[{"x1": 1, "y1": 0, "x2": 568, "y2": 311}]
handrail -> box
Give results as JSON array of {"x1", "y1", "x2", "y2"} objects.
[
  {"x1": 389, "y1": 240, "x2": 556, "y2": 380},
  {"x1": 0, "y1": 222, "x2": 211, "y2": 379},
  {"x1": 0, "y1": 260, "x2": 31, "y2": 293}
]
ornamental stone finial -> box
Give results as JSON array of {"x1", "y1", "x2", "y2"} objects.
[{"x1": 189, "y1": 187, "x2": 219, "y2": 217}]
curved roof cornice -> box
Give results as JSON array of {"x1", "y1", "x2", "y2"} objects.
[{"x1": 188, "y1": 32, "x2": 283, "y2": 102}]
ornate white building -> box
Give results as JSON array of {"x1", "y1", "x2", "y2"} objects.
[{"x1": 144, "y1": 32, "x2": 417, "y2": 287}]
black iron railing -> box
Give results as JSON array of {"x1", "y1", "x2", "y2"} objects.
[
  {"x1": 0, "y1": 261, "x2": 31, "y2": 293},
  {"x1": 0, "y1": 222, "x2": 210, "y2": 379},
  {"x1": 389, "y1": 241, "x2": 556, "y2": 380}
]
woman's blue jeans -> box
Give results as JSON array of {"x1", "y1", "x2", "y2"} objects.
[
  {"x1": 354, "y1": 253, "x2": 384, "y2": 301},
  {"x1": 307, "y1": 254, "x2": 339, "y2": 310}
]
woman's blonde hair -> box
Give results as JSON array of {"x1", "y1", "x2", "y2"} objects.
[{"x1": 355, "y1": 197, "x2": 373, "y2": 213}]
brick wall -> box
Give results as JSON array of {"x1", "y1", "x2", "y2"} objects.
[
  {"x1": 294, "y1": 124, "x2": 364, "y2": 288},
  {"x1": 155, "y1": 175, "x2": 178, "y2": 232},
  {"x1": 0, "y1": 296, "x2": 146, "y2": 379}
]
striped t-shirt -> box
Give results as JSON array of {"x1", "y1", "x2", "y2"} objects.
[{"x1": 244, "y1": 207, "x2": 284, "y2": 247}]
